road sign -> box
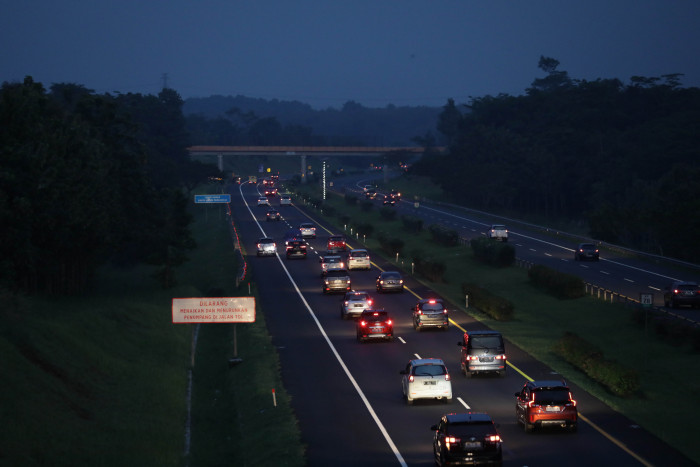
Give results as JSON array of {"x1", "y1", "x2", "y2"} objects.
[
  {"x1": 172, "y1": 297, "x2": 256, "y2": 323},
  {"x1": 194, "y1": 194, "x2": 231, "y2": 203},
  {"x1": 640, "y1": 293, "x2": 653, "y2": 307}
]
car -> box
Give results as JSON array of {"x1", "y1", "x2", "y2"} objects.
[
  {"x1": 266, "y1": 209, "x2": 281, "y2": 221},
  {"x1": 663, "y1": 281, "x2": 700, "y2": 309},
  {"x1": 264, "y1": 187, "x2": 278, "y2": 197},
  {"x1": 299, "y1": 222, "x2": 316, "y2": 239},
  {"x1": 284, "y1": 228, "x2": 303, "y2": 245},
  {"x1": 457, "y1": 330, "x2": 506, "y2": 377},
  {"x1": 574, "y1": 243, "x2": 599, "y2": 261},
  {"x1": 515, "y1": 380, "x2": 578, "y2": 433},
  {"x1": 486, "y1": 224, "x2": 508, "y2": 242},
  {"x1": 362, "y1": 184, "x2": 374, "y2": 193},
  {"x1": 319, "y1": 255, "x2": 345, "y2": 276},
  {"x1": 431, "y1": 412, "x2": 503, "y2": 467},
  {"x1": 347, "y1": 248, "x2": 371, "y2": 271},
  {"x1": 412, "y1": 298, "x2": 449, "y2": 331},
  {"x1": 327, "y1": 235, "x2": 347, "y2": 253},
  {"x1": 257, "y1": 196, "x2": 270, "y2": 206},
  {"x1": 376, "y1": 271, "x2": 404, "y2": 293},
  {"x1": 340, "y1": 291, "x2": 374, "y2": 320},
  {"x1": 285, "y1": 240, "x2": 307, "y2": 259},
  {"x1": 382, "y1": 195, "x2": 396, "y2": 206},
  {"x1": 389, "y1": 189, "x2": 401, "y2": 200},
  {"x1": 322, "y1": 268, "x2": 351, "y2": 294},
  {"x1": 356, "y1": 309, "x2": 393, "y2": 342},
  {"x1": 400, "y1": 358, "x2": 452, "y2": 405},
  {"x1": 279, "y1": 194, "x2": 292, "y2": 206},
  {"x1": 256, "y1": 237, "x2": 277, "y2": 257},
  {"x1": 365, "y1": 189, "x2": 377, "y2": 199}
]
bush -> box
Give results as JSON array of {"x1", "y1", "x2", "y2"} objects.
[
  {"x1": 320, "y1": 204, "x2": 336, "y2": 217},
  {"x1": 354, "y1": 222, "x2": 374, "y2": 238},
  {"x1": 379, "y1": 207, "x2": 397, "y2": 221},
  {"x1": 470, "y1": 237, "x2": 515, "y2": 267},
  {"x1": 528, "y1": 264, "x2": 585, "y2": 299},
  {"x1": 428, "y1": 224, "x2": 460, "y2": 246},
  {"x1": 461, "y1": 283, "x2": 514, "y2": 321},
  {"x1": 553, "y1": 332, "x2": 640, "y2": 397},
  {"x1": 376, "y1": 231, "x2": 404, "y2": 256},
  {"x1": 359, "y1": 200, "x2": 374, "y2": 212},
  {"x1": 414, "y1": 258, "x2": 446, "y2": 282},
  {"x1": 345, "y1": 194, "x2": 358, "y2": 206},
  {"x1": 401, "y1": 215, "x2": 424, "y2": 233}
]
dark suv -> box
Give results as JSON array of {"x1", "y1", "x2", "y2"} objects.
[
  {"x1": 514, "y1": 380, "x2": 578, "y2": 433},
  {"x1": 322, "y1": 269, "x2": 351, "y2": 294},
  {"x1": 285, "y1": 240, "x2": 307, "y2": 259},
  {"x1": 574, "y1": 243, "x2": 599, "y2": 261},
  {"x1": 663, "y1": 281, "x2": 700, "y2": 309},
  {"x1": 457, "y1": 330, "x2": 506, "y2": 378},
  {"x1": 431, "y1": 412, "x2": 502, "y2": 466}
]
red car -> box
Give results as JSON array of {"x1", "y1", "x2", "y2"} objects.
[
  {"x1": 356, "y1": 310, "x2": 393, "y2": 342},
  {"x1": 515, "y1": 380, "x2": 578, "y2": 432},
  {"x1": 327, "y1": 235, "x2": 347, "y2": 253}
]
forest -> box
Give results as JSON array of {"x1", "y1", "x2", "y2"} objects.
[
  {"x1": 0, "y1": 77, "x2": 218, "y2": 295},
  {"x1": 412, "y1": 57, "x2": 700, "y2": 263}
]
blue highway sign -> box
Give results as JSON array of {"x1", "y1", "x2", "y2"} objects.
[{"x1": 194, "y1": 194, "x2": 231, "y2": 204}]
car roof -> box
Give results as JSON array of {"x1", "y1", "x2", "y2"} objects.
[
  {"x1": 444, "y1": 412, "x2": 493, "y2": 424},
  {"x1": 258, "y1": 237, "x2": 274, "y2": 242},
  {"x1": 350, "y1": 248, "x2": 367, "y2": 252},
  {"x1": 381, "y1": 271, "x2": 401, "y2": 276},
  {"x1": 418, "y1": 298, "x2": 444, "y2": 304},
  {"x1": 465, "y1": 330, "x2": 502, "y2": 337}
]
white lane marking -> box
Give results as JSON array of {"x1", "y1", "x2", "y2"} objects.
[
  {"x1": 457, "y1": 397, "x2": 471, "y2": 410},
  {"x1": 545, "y1": 253, "x2": 552, "y2": 257},
  {"x1": 624, "y1": 278, "x2": 635, "y2": 283},
  {"x1": 414, "y1": 353, "x2": 421, "y2": 359},
  {"x1": 398, "y1": 337, "x2": 407, "y2": 344},
  {"x1": 239, "y1": 183, "x2": 408, "y2": 467},
  {"x1": 601, "y1": 270, "x2": 610, "y2": 275}
]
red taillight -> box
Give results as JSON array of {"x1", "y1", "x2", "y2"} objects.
[
  {"x1": 257, "y1": 244, "x2": 261, "y2": 248},
  {"x1": 360, "y1": 321, "x2": 367, "y2": 327},
  {"x1": 408, "y1": 375, "x2": 414, "y2": 382},
  {"x1": 486, "y1": 434, "x2": 501, "y2": 443},
  {"x1": 386, "y1": 320, "x2": 392, "y2": 325},
  {"x1": 495, "y1": 354, "x2": 506, "y2": 360},
  {"x1": 344, "y1": 301, "x2": 349, "y2": 306},
  {"x1": 367, "y1": 300, "x2": 373, "y2": 306},
  {"x1": 428, "y1": 299, "x2": 436, "y2": 304},
  {"x1": 445, "y1": 373, "x2": 451, "y2": 381},
  {"x1": 445, "y1": 436, "x2": 460, "y2": 448}
]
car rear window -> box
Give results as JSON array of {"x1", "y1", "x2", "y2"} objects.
[
  {"x1": 449, "y1": 422, "x2": 493, "y2": 437},
  {"x1": 326, "y1": 270, "x2": 349, "y2": 277},
  {"x1": 421, "y1": 303, "x2": 444, "y2": 311},
  {"x1": 383, "y1": 272, "x2": 401, "y2": 279},
  {"x1": 469, "y1": 335, "x2": 503, "y2": 349},
  {"x1": 351, "y1": 251, "x2": 368, "y2": 257},
  {"x1": 533, "y1": 388, "x2": 571, "y2": 404},
  {"x1": 676, "y1": 284, "x2": 699, "y2": 291},
  {"x1": 412, "y1": 364, "x2": 447, "y2": 376}
]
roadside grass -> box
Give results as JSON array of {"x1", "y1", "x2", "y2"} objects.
[
  {"x1": 295, "y1": 186, "x2": 700, "y2": 464},
  {"x1": 0, "y1": 186, "x2": 303, "y2": 466}
]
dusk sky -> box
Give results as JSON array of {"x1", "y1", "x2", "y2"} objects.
[{"x1": 3, "y1": 1, "x2": 699, "y2": 109}]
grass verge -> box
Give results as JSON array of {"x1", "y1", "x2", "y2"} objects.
[{"x1": 0, "y1": 187, "x2": 303, "y2": 466}]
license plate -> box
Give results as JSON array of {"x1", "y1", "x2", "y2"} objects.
[
  {"x1": 370, "y1": 327, "x2": 383, "y2": 332},
  {"x1": 480, "y1": 357, "x2": 494, "y2": 362},
  {"x1": 354, "y1": 304, "x2": 363, "y2": 307},
  {"x1": 424, "y1": 380, "x2": 437, "y2": 385},
  {"x1": 463, "y1": 441, "x2": 481, "y2": 449},
  {"x1": 545, "y1": 406, "x2": 561, "y2": 412}
]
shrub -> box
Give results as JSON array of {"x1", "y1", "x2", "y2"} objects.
[
  {"x1": 461, "y1": 283, "x2": 514, "y2": 321},
  {"x1": 528, "y1": 264, "x2": 585, "y2": 299},
  {"x1": 354, "y1": 222, "x2": 374, "y2": 238},
  {"x1": 401, "y1": 215, "x2": 424, "y2": 233},
  {"x1": 414, "y1": 258, "x2": 446, "y2": 282},
  {"x1": 320, "y1": 204, "x2": 336, "y2": 217},
  {"x1": 470, "y1": 237, "x2": 515, "y2": 267},
  {"x1": 428, "y1": 224, "x2": 460, "y2": 246},
  {"x1": 359, "y1": 200, "x2": 374, "y2": 212},
  {"x1": 376, "y1": 231, "x2": 404, "y2": 256},
  {"x1": 553, "y1": 332, "x2": 640, "y2": 397},
  {"x1": 379, "y1": 207, "x2": 397, "y2": 221},
  {"x1": 345, "y1": 194, "x2": 358, "y2": 206}
]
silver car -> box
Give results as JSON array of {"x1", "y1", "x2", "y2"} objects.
[
  {"x1": 256, "y1": 237, "x2": 277, "y2": 257},
  {"x1": 323, "y1": 269, "x2": 351, "y2": 294},
  {"x1": 299, "y1": 222, "x2": 316, "y2": 239},
  {"x1": 320, "y1": 255, "x2": 345, "y2": 276},
  {"x1": 400, "y1": 358, "x2": 452, "y2": 405},
  {"x1": 347, "y1": 249, "x2": 371, "y2": 271},
  {"x1": 340, "y1": 291, "x2": 374, "y2": 320}
]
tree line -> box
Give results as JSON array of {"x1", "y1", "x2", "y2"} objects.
[
  {"x1": 0, "y1": 77, "x2": 218, "y2": 295},
  {"x1": 413, "y1": 57, "x2": 700, "y2": 263}
]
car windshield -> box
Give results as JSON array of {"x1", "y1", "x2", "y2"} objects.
[
  {"x1": 469, "y1": 336, "x2": 503, "y2": 349},
  {"x1": 412, "y1": 364, "x2": 446, "y2": 376},
  {"x1": 676, "y1": 284, "x2": 698, "y2": 291},
  {"x1": 534, "y1": 388, "x2": 571, "y2": 404}
]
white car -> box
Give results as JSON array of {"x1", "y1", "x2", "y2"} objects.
[
  {"x1": 400, "y1": 358, "x2": 452, "y2": 405},
  {"x1": 347, "y1": 249, "x2": 371, "y2": 270},
  {"x1": 487, "y1": 224, "x2": 508, "y2": 242},
  {"x1": 280, "y1": 194, "x2": 292, "y2": 206},
  {"x1": 256, "y1": 237, "x2": 277, "y2": 257},
  {"x1": 299, "y1": 222, "x2": 316, "y2": 239},
  {"x1": 340, "y1": 290, "x2": 374, "y2": 320},
  {"x1": 257, "y1": 196, "x2": 270, "y2": 206}
]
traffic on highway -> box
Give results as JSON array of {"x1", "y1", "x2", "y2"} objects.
[{"x1": 229, "y1": 178, "x2": 695, "y2": 466}]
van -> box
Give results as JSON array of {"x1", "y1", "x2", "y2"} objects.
[{"x1": 457, "y1": 330, "x2": 506, "y2": 377}]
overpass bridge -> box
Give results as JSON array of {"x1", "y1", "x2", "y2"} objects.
[{"x1": 187, "y1": 145, "x2": 443, "y2": 181}]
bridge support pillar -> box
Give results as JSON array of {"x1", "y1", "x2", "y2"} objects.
[
  {"x1": 300, "y1": 154, "x2": 307, "y2": 183},
  {"x1": 217, "y1": 154, "x2": 223, "y2": 172}
]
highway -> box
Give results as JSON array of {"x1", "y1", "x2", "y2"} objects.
[{"x1": 229, "y1": 180, "x2": 695, "y2": 466}]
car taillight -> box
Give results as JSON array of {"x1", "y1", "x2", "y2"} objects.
[
  {"x1": 360, "y1": 321, "x2": 367, "y2": 327},
  {"x1": 367, "y1": 300, "x2": 373, "y2": 306},
  {"x1": 495, "y1": 354, "x2": 506, "y2": 360},
  {"x1": 428, "y1": 299, "x2": 436, "y2": 304},
  {"x1": 340, "y1": 262, "x2": 345, "y2": 268},
  {"x1": 445, "y1": 436, "x2": 460, "y2": 448},
  {"x1": 399, "y1": 280, "x2": 404, "y2": 284},
  {"x1": 386, "y1": 320, "x2": 392, "y2": 325},
  {"x1": 443, "y1": 309, "x2": 448, "y2": 314},
  {"x1": 408, "y1": 375, "x2": 414, "y2": 382},
  {"x1": 257, "y1": 244, "x2": 261, "y2": 248},
  {"x1": 445, "y1": 373, "x2": 451, "y2": 381},
  {"x1": 344, "y1": 301, "x2": 349, "y2": 306},
  {"x1": 467, "y1": 356, "x2": 479, "y2": 361},
  {"x1": 486, "y1": 434, "x2": 501, "y2": 443}
]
